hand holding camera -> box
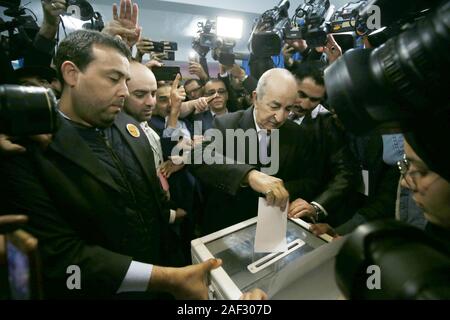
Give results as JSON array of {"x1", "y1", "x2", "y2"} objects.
[
  {"x1": 136, "y1": 37, "x2": 155, "y2": 58},
  {"x1": 188, "y1": 61, "x2": 208, "y2": 82}
]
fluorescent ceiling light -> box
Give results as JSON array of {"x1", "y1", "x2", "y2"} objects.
[{"x1": 216, "y1": 16, "x2": 243, "y2": 39}]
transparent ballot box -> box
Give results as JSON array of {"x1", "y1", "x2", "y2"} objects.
[{"x1": 191, "y1": 217, "x2": 344, "y2": 300}]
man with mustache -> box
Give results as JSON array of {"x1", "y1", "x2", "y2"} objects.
[{"x1": 288, "y1": 61, "x2": 360, "y2": 228}]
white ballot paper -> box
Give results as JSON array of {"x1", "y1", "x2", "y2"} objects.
[{"x1": 254, "y1": 197, "x2": 288, "y2": 253}]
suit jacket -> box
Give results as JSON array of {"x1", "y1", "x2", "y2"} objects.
[
  {"x1": 0, "y1": 112, "x2": 174, "y2": 298},
  {"x1": 190, "y1": 110, "x2": 215, "y2": 135},
  {"x1": 189, "y1": 107, "x2": 317, "y2": 234},
  {"x1": 347, "y1": 132, "x2": 400, "y2": 222},
  {"x1": 297, "y1": 112, "x2": 361, "y2": 226}
]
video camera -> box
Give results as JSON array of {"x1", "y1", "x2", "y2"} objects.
[
  {"x1": 286, "y1": 0, "x2": 335, "y2": 48},
  {"x1": 326, "y1": 0, "x2": 450, "y2": 299},
  {"x1": 0, "y1": 0, "x2": 40, "y2": 60},
  {"x1": 192, "y1": 19, "x2": 237, "y2": 65},
  {"x1": 0, "y1": 85, "x2": 58, "y2": 136},
  {"x1": 248, "y1": 0, "x2": 291, "y2": 57},
  {"x1": 249, "y1": 0, "x2": 380, "y2": 57}
]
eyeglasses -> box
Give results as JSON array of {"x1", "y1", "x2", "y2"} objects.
[
  {"x1": 397, "y1": 154, "x2": 441, "y2": 191},
  {"x1": 205, "y1": 89, "x2": 227, "y2": 96}
]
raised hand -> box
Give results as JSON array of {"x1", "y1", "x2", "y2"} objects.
[
  {"x1": 103, "y1": 0, "x2": 141, "y2": 48},
  {"x1": 40, "y1": 0, "x2": 66, "y2": 38},
  {"x1": 324, "y1": 34, "x2": 342, "y2": 65}
]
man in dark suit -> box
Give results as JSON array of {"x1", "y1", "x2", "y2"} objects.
[
  {"x1": 189, "y1": 68, "x2": 320, "y2": 234},
  {"x1": 287, "y1": 61, "x2": 361, "y2": 227},
  {"x1": 0, "y1": 30, "x2": 220, "y2": 299}
]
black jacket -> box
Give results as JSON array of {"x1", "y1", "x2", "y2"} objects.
[
  {"x1": 0, "y1": 112, "x2": 178, "y2": 298},
  {"x1": 296, "y1": 112, "x2": 362, "y2": 226},
  {"x1": 189, "y1": 107, "x2": 325, "y2": 234}
]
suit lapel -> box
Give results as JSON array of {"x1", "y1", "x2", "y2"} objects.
[
  {"x1": 238, "y1": 107, "x2": 256, "y2": 131},
  {"x1": 49, "y1": 115, "x2": 121, "y2": 193},
  {"x1": 114, "y1": 112, "x2": 160, "y2": 195},
  {"x1": 238, "y1": 107, "x2": 258, "y2": 165}
]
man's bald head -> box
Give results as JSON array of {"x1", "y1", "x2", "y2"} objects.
[
  {"x1": 124, "y1": 61, "x2": 158, "y2": 122},
  {"x1": 253, "y1": 68, "x2": 298, "y2": 130},
  {"x1": 255, "y1": 68, "x2": 297, "y2": 101},
  {"x1": 128, "y1": 60, "x2": 157, "y2": 89}
]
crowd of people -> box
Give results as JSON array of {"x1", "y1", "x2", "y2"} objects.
[{"x1": 0, "y1": 0, "x2": 448, "y2": 300}]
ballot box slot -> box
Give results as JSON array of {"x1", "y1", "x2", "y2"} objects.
[{"x1": 247, "y1": 239, "x2": 305, "y2": 274}]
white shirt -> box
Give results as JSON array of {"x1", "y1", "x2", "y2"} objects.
[
  {"x1": 253, "y1": 108, "x2": 271, "y2": 145},
  {"x1": 291, "y1": 104, "x2": 330, "y2": 126},
  {"x1": 140, "y1": 122, "x2": 163, "y2": 169}
]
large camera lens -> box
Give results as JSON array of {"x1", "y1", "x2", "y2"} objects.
[
  {"x1": 325, "y1": 1, "x2": 450, "y2": 135},
  {"x1": 0, "y1": 85, "x2": 58, "y2": 136},
  {"x1": 335, "y1": 220, "x2": 450, "y2": 299}
]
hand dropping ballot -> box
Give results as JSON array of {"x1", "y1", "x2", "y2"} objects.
[{"x1": 254, "y1": 197, "x2": 288, "y2": 253}]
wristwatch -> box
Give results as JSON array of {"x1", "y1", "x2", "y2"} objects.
[{"x1": 311, "y1": 203, "x2": 325, "y2": 222}]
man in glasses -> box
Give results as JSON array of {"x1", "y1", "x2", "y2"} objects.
[
  {"x1": 184, "y1": 79, "x2": 204, "y2": 101},
  {"x1": 190, "y1": 79, "x2": 229, "y2": 134},
  {"x1": 398, "y1": 141, "x2": 450, "y2": 231}
]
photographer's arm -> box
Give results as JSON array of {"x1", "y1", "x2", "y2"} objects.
[
  {"x1": 39, "y1": 0, "x2": 66, "y2": 40},
  {"x1": 24, "y1": 0, "x2": 66, "y2": 67}
]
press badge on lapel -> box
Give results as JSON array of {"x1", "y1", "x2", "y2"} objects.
[{"x1": 126, "y1": 124, "x2": 140, "y2": 138}]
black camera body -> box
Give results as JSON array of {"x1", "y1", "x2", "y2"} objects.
[
  {"x1": 149, "y1": 41, "x2": 177, "y2": 61},
  {"x1": 286, "y1": 0, "x2": 335, "y2": 48},
  {"x1": 327, "y1": 0, "x2": 450, "y2": 299},
  {"x1": 0, "y1": 0, "x2": 40, "y2": 60},
  {"x1": 248, "y1": 0, "x2": 290, "y2": 57}
]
